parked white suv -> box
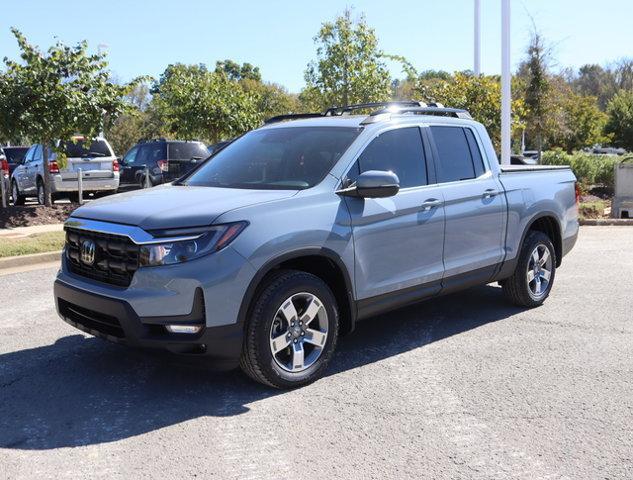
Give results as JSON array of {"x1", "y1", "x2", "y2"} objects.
[{"x1": 11, "y1": 136, "x2": 119, "y2": 204}]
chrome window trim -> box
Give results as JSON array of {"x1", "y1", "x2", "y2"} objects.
[{"x1": 64, "y1": 218, "x2": 203, "y2": 245}]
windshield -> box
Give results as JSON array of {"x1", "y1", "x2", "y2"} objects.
[
  {"x1": 184, "y1": 127, "x2": 361, "y2": 189},
  {"x1": 60, "y1": 139, "x2": 113, "y2": 158},
  {"x1": 3, "y1": 147, "x2": 28, "y2": 163}
]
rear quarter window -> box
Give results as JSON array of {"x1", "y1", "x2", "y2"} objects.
[{"x1": 168, "y1": 142, "x2": 209, "y2": 160}]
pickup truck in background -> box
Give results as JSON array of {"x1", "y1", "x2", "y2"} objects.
[{"x1": 54, "y1": 101, "x2": 579, "y2": 388}]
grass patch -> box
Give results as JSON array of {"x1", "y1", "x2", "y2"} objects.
[{"x1": 0, "y1": 231, "x2": 65, "y2": 258}]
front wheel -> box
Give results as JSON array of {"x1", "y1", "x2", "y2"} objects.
[
  {"x1": 240, "y1": 270, "x2": 339, "y2": 389},
  {"x1": 502, "y1": 231, "x2": 556, "y2": 307}
]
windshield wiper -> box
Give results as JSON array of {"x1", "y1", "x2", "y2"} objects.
[{"x1": 82, "y1": 151, "x2": 106, "y2": 157}]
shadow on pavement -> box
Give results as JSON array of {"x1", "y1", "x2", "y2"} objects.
[{"x1": 0, "y1": 284, "x2": 523, "y2": 450}]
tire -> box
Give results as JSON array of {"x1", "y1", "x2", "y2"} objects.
[
  {"x1": 36, "y1": 178, "x2": 45, "y2": 205},
  {"x1": 139, "y1": 175, "x2": 153, "y2": 189},
  {"x1": 503, "y1": 231, "x2": 557, "y2": 307},
  {"x1": 240, "y1": 270, "x2": 339, "y2": 389},
  {"x1": 11, "y1": 181, "x2": 25, "y2": 206}
]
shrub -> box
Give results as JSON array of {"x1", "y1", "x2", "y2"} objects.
[{"x1": 540, "y1": 149, "x2": 620, "y2": 189}]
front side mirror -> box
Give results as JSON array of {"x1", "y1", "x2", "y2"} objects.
[{"x1": 337, "y1": 170, "x2": 400, "y2": 198}]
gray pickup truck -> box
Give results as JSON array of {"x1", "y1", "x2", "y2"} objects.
[{"x1": 54, "y1": 102, "x2": 579, "y2": 388}]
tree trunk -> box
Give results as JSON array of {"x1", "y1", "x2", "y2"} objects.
[
  {"x1": 536, "y1": 133, "x2": 543, "y2": 164},
  {"x1": 42, "y1": 140, "x2": 52, "y2": 206}
]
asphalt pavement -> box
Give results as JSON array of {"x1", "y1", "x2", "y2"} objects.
[{"x1": 1, "y1": 226, "x2": 631, "y2": 479}]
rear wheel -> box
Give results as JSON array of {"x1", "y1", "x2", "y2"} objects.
[
  {"x1": 240, "y1": 270, "x2": 339, "y2": 389},
  {"x1": 11, "y1": 181, "x2": 25, "y2": 206},
  {"x1": 502, "y1": 231, "x2": 556, "y2": 307}
]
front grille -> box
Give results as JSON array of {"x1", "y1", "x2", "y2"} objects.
[
  {"x1": 65, "y1": 227, "x2": 140, "y2": 287},
  {"x1": 58, "y1": 299, "x2": 125, "y2": 338}
]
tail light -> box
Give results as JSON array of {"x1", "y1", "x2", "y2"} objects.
[
  {"x1": 157, "y1": 159, "x2": 169, "y2": 172},
  {"x1": 0, "y1": 158, "x2": 8, "y2": 176},
  {"x1": 574, "y1": 182, "x2": 580, "y2": 206},
  {"x1": 112, "y1": 159, "x2": 120, "y2": 172},
  {"x1": 49, "y1": 161, "x2": 60, "y2": 174}
]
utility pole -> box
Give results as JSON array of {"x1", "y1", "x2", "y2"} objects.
[
  {"x1": 474, "y1": 0, "x2": 481, "y2": 76},
  {"x1": 500, "y1": 0, "x2": 511, "y2": 165}
]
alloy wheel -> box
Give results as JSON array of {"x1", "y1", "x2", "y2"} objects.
[
  {"x1": 526, "y1": 244, "x2": 552, "y2": 298},
  {"x1": 269, "y1": 292, "x2": 328, "y2": 373}
]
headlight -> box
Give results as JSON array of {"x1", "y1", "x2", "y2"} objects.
[{"x1": 139, "y1": 222, "x2": 247, "y2": 267}]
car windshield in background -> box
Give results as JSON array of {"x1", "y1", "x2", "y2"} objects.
[
  {"x1": 61, "y1": 139, "x2": 112, "y2": 158},
  {"x1": 169, "y1": 142, "x2": 209, "y2": 160},
  {"x1": 184, "y1": 127, "x2": 361, "y2": 190}
]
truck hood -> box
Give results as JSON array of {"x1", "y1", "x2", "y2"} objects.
[{"x1": 70, "y1": 184, "x2": 298, "y2": 230}]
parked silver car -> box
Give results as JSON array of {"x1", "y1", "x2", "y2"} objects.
[{"x1": 11, "y1": 136, "x2": 119, "y2": 204}]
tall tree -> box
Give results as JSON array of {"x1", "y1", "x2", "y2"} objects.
[
  {"x1": 152, "y1": 63, "x2": 260, "y2": 143},
  {"x1": 0, "y1": 28, "x2": 135, "y2": 205},
  {"x1": 301, "y1": 9, "x2": 391, "y2": 110},
  {"x1": 519, "y1": 29, "x2": 551, "y2": 159}
]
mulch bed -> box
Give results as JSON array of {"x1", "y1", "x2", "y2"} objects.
[{"x1": 0, "y1": 204, "x2": 78, "y2": 229}]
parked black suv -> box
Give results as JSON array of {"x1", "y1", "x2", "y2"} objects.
[{"x1": 119, "y1": 139, "x2": 209, "y2": 188}]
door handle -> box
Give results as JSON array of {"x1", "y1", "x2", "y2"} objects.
[
  {"x1": 421, "y1": 198, "x2": 443, "y2": 211},
  {"x1": 483, "y1": 189, "x2": 499, "y2": 199}
]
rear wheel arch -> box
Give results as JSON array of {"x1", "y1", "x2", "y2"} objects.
[
  {"x1": 523, "y1": 213, "x2": 562, "y2": 267},
  {"x1": 238, "y1": 249, "x2": 356, "y2": 336}
]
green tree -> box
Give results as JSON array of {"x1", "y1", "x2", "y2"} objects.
[
  {"x1": 549, "y1": 91, "x2": 609, "y2": 152},
  {"x1": 151, "y1": 63, "x2": 260, "y2": 142},
  {"x1": 605, "y1": 90, "x2": 633, "y2": 151},
  {"x1": 0, "y1": 28, "x2": 135, "y2": 205},
  {"x1": 215, "y1": 59, "x2": 261, "y2": 82},
  {"x1": 301, "y1": 9, "x2": 391, "y2": 110},
  {"x1": 419, "y1": 72, "x2": 526, "y2": 152},
  {"x1": 519, "y1": 30, "x2": 551, "y2": 159}
]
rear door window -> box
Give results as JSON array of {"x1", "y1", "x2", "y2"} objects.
[
  {"x1": 356, "y1": 127, "x2": 428, "y2": 188},
  {"x1": 464, "y1": 128, "x2": 486, "y2": 177},
  {"x1": 61, "y1": 139, "x2": 113, "y2": 158},
  {"x1": 168, "y1": 142, "x2": 209, "y2": 160},
  {"x1": 430, "y1": 126, "x2": 478, "y2": 183}
]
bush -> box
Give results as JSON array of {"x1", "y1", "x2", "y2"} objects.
[{"x1": 540, "y1": 149, "x2": 620, "y2": 189}]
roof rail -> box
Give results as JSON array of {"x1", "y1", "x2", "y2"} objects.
[
  {"x1": 362, "y1": 106, "x2": 472, "y2": 124},
  {"x1": 324, "y1": 101, "x2": 426, "y2": 116},
  {"x1": 263, "y1": 100, "x2": 429, "y2": 124}
]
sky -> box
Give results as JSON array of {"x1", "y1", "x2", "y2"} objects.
[{"x1": 1, "y1": 0, "x2": 631, "y2": 93}]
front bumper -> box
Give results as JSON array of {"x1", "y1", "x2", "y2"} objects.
[{"x1": 55, "y1": 280, "x2": 243, "y2": 369}]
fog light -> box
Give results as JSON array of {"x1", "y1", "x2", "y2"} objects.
[{"x1": 165, "y1": 325, "x2": 203, "y2": 334}]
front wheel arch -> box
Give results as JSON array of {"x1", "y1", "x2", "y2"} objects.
[{"x1": 238, "y1": 249, "x2": 356, "y2": 337}]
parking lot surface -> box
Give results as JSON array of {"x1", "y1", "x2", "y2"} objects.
[{"x1": 1, "y1": 226, "x2": 631, "y2": 479}]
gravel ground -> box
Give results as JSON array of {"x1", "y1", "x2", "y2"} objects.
[{"x1": 1, "y1": 226, "x2": 631, "y2": 479}]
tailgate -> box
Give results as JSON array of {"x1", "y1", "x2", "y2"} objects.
[{"x1": 62, "y1": 157, "x2": 114, "y2": 179}]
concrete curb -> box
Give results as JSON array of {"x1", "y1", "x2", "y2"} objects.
[
  {"x1": 579, "y1": 219, "x2": 633, "y2": 226},
  {"x1": 0, "y1": 251, "x2": 62, "y2": 270}
]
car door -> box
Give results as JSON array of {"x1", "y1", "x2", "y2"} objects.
[
  {"x1": 427, "y1": 125, "x2": 506, "y2": 290},
  {"x1": 343, "y1": 126, "x2": 446, "y2": 312},
  {"x1": 120, "y1": 145, "x2": 139, "y2": 184},
  {"x1": 19, "y1": 145, "x2": 38, "y2": 193},
  {"x1": 27, "y1": 145, "x2": 43, "y2": 193}
]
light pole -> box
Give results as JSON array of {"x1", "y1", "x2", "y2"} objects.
[
  {"x1": 500, "y1": 0, "x2": 511, "y2": 165},
  {"x1": 474, "y1": 0, "x2": 481, "y2": 76}
]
